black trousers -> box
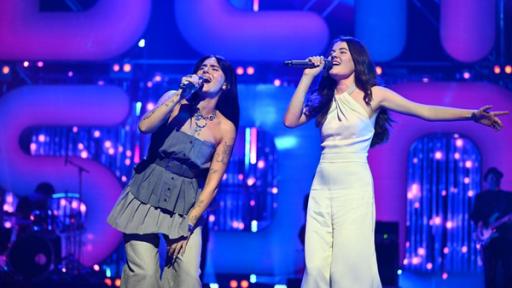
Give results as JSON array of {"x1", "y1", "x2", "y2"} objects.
[{"x1": 482, "y1": 237, "x2": 512, "y2": 288}]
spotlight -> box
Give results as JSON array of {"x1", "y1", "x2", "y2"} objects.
[
  {"x1": 246, "y1": 66, "x2": 255, "y2": 75},
  {"x1": 146, "y1": 102, "x2": 155, "y2": 111},
  {"x1": 229, "y1": 279, "x2": 238, "y2": 288},
  {"x1": 375, "y1": 65, "x2": 383, "y2": 75},
  {"x1": 122, "y1": 63, "x2": 132, "y2": 73},
  {"x1": 153, "y1": 74, "x2": 162, "y2": 82},
  {"x1": 493, "y1": 65, "x2": 501, "y2": 74},
  {"x1": 246, "y1": 176, "x2": 256, "y2": 186},
  {"x1": 1, "y1": 65, "x2": 9, "y2": 74},
  {"x1": 505, "y1": 65, "x2": 512, "y2": 74},
  {"x1": 80, "y1": 150, "x2": 89, "y2": 159},
  {"x1": 236, "y1": 66, "x2": 244, "y2": 75}
]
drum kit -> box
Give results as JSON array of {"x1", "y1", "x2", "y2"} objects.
[{"x1": 0, "y1": 195, "x2": 87, "y2": 280}]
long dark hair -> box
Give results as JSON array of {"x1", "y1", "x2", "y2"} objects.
[
  {"x1": 190, "y1": 55, "x2": 240, "y2": 129},
  {"x1": 307, "y1": 36, "x2": 391, "y2": 147}
]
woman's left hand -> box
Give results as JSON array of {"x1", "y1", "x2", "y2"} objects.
[
  {"x1": 472, "y1": 105, "x2": 509, "y2": 130},
  {"x1": 167, "y1": 220, "x2": 197, "y2": 259},
  {"x1": 167, "y1": 235, "x2": 190, "y2": 259}
]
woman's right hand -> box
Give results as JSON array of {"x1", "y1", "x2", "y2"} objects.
[
  {"x1": 302, "y1": 56, "x2": 326, "y2": 77},
  {"x1": 179, "y1": 74, "x2": 204, "y2": 100}
]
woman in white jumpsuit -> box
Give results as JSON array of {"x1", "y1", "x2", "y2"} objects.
[{"x1": 283, "y1": 36, "x2": 508, "y2": 288}]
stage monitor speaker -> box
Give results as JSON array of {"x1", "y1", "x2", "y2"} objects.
[{"x1": 375, "y1": 221, "x2": 399, "y2": 287}]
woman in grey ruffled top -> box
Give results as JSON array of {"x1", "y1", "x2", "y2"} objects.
[{"x1": 108, "y1": 55, "x2": 239, "y2": 288}]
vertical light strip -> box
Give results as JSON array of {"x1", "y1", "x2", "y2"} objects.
[
  {"x1": 250, "y1": 127, "x2": 257, "y2": 165},
  {"x1": 134, "y1": 144, "x2": 140, "y2": 164},
  {"x1": 252, "y1": 0, "x2": 260, "y2": 12},
  {"x1": 244, "y1": 127, "x2": 251, "y2": 169}
]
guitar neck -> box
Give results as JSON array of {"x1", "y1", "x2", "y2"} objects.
[{"x1": 490, "y1": 213, "x2": 512, "y2": 229}]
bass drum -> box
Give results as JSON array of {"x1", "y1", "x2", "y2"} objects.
[{"x1": 7, "y1": 232, "x2": 60, "y2": 279}]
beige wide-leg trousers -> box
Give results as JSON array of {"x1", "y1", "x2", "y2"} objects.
[{"x1": 121, "y1": 227, "x2": 202, "y2": 288}]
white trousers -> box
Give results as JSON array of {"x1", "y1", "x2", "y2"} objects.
[
  {"x1": 302, "y1": 154, "x2": 382, "y2": 288},
  {"x1": 121, "y1": 227, "x2": 202, "y2": 288}
]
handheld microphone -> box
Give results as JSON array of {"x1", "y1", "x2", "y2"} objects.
[
  {"x1": 180, "y1": 75, "x2": 207, "y2": 98},
  {"x1": 180, "y1": 75, "x2": 206, "y2": 90},
  {"x1": 284, "y1": 59, "x2": 333, "y2": 69}
]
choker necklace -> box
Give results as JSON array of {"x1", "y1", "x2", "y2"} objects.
[{"x1": 193, "y1": 110, "x2": 217, "y2": 134}]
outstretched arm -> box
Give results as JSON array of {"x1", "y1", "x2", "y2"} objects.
[{"x1": 374, "y1": 86, "x2": 508, "y2": 130}]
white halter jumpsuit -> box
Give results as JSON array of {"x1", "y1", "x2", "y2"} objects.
[{"x1": 302, "y1": 86, "x2": 382, "y2": 288}]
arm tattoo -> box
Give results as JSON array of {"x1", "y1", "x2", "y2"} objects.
[
  {"x1": 208, "y1": 168, "x2": 220, "y2": 176},
  {"x1": 189, "y1": 214, "x2": 199, "y2": 224},
  {"x1": 141, "y1": 95, "x2": 177, "y2": 121},
  {"x1": 215, "y1": 141, "x2": 233, "y2": 163},
  {"x1": 189, "y1": 199, "x2": 207, "y2": 223},
  {"x1": 142, "y1": 109, "x2": 156, "y2": 121},
  {"x1": 193, "y1": 199, "x2": 206, "y2": 210}
]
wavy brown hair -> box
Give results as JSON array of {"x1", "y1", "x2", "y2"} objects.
[{"x1": 305, "y1": 36, "x2": 392, "y2": 147}]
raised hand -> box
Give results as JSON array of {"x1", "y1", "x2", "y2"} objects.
[
  {"x1": 472, "y1": 105, "x2": 509, "y2": 130},
  {"x1": 179, "y1": 74, "x2": 204, "y2": 100},
  {"x1": 302, "y1": 56, "x2": 326, "y2": 77}
]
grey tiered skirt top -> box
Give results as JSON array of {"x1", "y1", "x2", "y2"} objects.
[{"x1": 108, "y1": 129, "x2": 216, "y2": 238}]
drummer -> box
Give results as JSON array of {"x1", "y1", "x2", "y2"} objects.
[{"x1": 15, "y1": 182, "x2": 55, "y2": 231}]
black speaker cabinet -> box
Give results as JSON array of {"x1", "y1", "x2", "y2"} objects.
[{"x1": 375, "y1": 221, "x2": 399, "y2": 287}]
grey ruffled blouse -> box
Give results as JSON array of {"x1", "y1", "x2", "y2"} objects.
[{"x1": 108, "y1": 106, "x2": 216, "y2": 238}]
